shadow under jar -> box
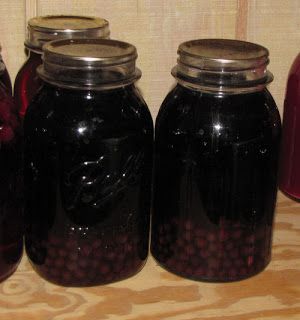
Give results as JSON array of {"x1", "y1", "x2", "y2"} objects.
[
  {"x1": 151, "y1": 39, "x2": 281, "y2": 282},
  {"x1": 24, "y1": 39, "x2": 153, "y2": 287},
  {"x1": 0, "y1": 62, "x2": 23, "y2": 282},
  {"x1": 14, "y1": 15, "x2": 110, "y2": 119}
]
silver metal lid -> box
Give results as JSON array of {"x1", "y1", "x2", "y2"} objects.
[
  {"x1": 172, "y1": 39, "x2": 273, "y2": 93},
  {"x1": 25, "y1": 15, "x2": 110, "y2": 52},
  {"x1": 37, "y1": 38, "x2": 141, "y2": 90}
]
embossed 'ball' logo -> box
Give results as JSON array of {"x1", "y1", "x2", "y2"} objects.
[{"x1": 62, "y1": 137, "x2": 145, "y2": 226}]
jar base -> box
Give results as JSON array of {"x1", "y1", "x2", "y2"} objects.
[
  {"x1": 0, "y1": 243, "x2": 23, "y2": 283},
  {"x1": 151, "y1": 252, "x2": 271, "y2": 283},
  {"x1": 28, "y1": 258, "x2": 147, "y2": 287},
  {"x1": 0, "y1": 261, "x2": 22, "y2": 283},
  {"x1": 279, "y1": 186, "x2": 300, "y2": 202}
]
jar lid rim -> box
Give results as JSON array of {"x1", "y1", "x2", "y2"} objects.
[
  {"x1": 42, "y1": 38, "x2": 137, "y2": 65},
  {"x1": 25, "y1": 15, "x2": 110, "y2": 51},
  {"x1": 38, "y1": 39, "x2": 140, "y2": 89},
  {"x1": 28, "y1": 15, "x2": 109, "y2": 32},
  {"x1": 178, "y1": 39, "x2": 269, "y2": 71},
  {"x1": 173, "y1": 38, "x2": 273, "y2": 91}
]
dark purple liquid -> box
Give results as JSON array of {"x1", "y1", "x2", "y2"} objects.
[
  {"x1": 279, "y1": 53, "x2": 300, "y2": 198},
  {"x1": 24, "y1": 84, "x2": 153, "y2": 286},
  {"x1": 0, "y1": 83, "x2": 23, "y2": 281},
  {"x1": 151, "y1": 85, "x2": 281, "y2": 282},
  {"x1": 0, "y1": 55, "x2": 12, "y2": 95},
  {"x1": 14, "y1": 51, "x2": 42, "y2": 118},
  {"x1": 0, "y1": 66, "x2": 12, "y2": 95}
]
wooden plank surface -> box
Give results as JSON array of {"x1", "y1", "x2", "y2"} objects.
[{"x1": 0, "y1": 191, "x2": 299, "y2": 320}]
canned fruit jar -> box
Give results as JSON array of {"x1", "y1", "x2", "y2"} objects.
[
  {"x1": 24, "y1": 39, "x2": 153, "y2": 286},
  {"x1": 14, "y1": 15, "x2": 110, "y2": 118},
  {"x1": 0, "y1": 66, "x2": 23, "y2": 281},
  {"x1": 151, "y1": 39, "x2": 281, "y2": 282}
]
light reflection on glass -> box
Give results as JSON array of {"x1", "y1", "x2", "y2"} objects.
[
  {"x1": 78, "y1": 126, "x2": 87, "y2": 134},
  {"x1": 214, "y1": 123, "x2": 222, "y2": 131}
]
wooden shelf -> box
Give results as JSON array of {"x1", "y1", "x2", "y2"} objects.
[{"x1": 0, "y1": 191, "x2": 299, "y2": 320}]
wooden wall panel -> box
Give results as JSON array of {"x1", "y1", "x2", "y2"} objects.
[
  {"x1": 247, "y1": 0, "x2": 300, "y2": 116},
  {"x1": 0, "y1": 1, "x2": 26, "y2": 83},
  {"x1": 0, "y1": 0, "x2": 299, "y2": 118}
]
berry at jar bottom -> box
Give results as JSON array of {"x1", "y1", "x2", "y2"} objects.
[
  {"x1": 151, "y1": 217, "x2": 272, "y2": 282},
  {"x1": 27, "y1": 230, "x2": 146, "y2": 286}
]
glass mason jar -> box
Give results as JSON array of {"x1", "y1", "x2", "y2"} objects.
[
  {"x1": 24, "y1": 39, "x2": 153, "y2": 286},
  {"x1": 14, "y1": 15, "x2": 110, "y2": 119},
  {"x1": 279, "y1": 53, "x2": 300, "y2": 199},
  {"x1": 0, "y1": 44, "x2": 12, "y2": 94},
  {"x1": 151, "y1": 39, "x2": 281, "y2": 282},
  {"x1": 0, "y1": 62, "x2": 23, "y2": 281}
]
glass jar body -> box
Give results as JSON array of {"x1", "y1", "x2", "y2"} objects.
[
  {"x1": 151, "y1": 84, "x2": 281, "y2": 282},
  {"x1": 14, "y1": 51, "x2": 42, "y2": 118},
  {"x1": 0, "y1": 83, "x2": 23, "y2": 281},
  {"x1": 279, "y1": 53, "x2": 300, "y2": 198},
  {"x1": 24, "y1": 83, "x2": 153, "y2": 286}
]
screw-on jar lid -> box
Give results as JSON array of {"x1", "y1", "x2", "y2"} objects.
[
  {"x1": 25, "y1": 15, "x2": 110, "y2": 52},
  {"x1": 37, "y1": 38, "x2": 141, "y2": 90},
  {"x1": 172, "y1": 39, "x2": 273, "y2": 93}
]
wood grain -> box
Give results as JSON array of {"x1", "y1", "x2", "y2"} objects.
[
  {"x1": 25, "y1": 0, "x2": 38, "y2": 21},
  {"x1": 0, "y1": 191, "x2": 299, "y2": 320},
  {"x1": 235, "y1": 0, "x2": 248, "y2": 40}
]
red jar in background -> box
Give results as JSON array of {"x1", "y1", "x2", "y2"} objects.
[
  {"x1": 14, "y1": 15, "x2": 110, "y2": 119},
  {"x1": 279, "y1": 53, "x2": 300, "y2": 199},
  {"x1": 0, "y1": 44, "x2": 12, "y2": 94},
  {"x1": 0, "y1": 62, "x2": 23, "y2": 282}
]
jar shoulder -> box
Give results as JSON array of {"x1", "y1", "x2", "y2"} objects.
[
  {"x1": 14, "y1": 53, "x2": 42, "y2": 82},
  {"x1": 24, "y1": 85, "x2": 153, "y2": 138},
  {"x1": 156, "y1": 85, "x2": 280, "y2": 139},
  {"x1": 288, "y1": 52, "x2": 300, "y2": 78}
]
